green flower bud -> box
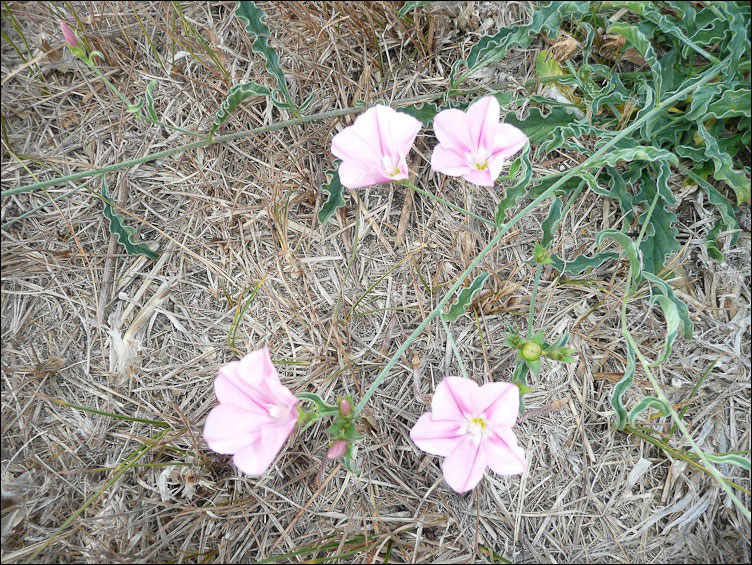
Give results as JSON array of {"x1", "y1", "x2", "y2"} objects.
[{"x1": 521, "y1": 340, "x2": 542, "y2": 361}]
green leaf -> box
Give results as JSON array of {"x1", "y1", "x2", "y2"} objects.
[
  {"x1": 397, "y1": 1, "x2": 434, "y2": 17},
  {"x1": 443, "y1": 273, "x2": 490, "y2": 322},
  {"x1": 606, "y1": 22, "x2": 662, "y2": 101},
  {"x1": 596, "y1": 229, "x2": 642, "y2": 292},
  {"x1": 504, "y1": 106, "x2": 577, "y2": 146},
  {"x1": 495, "y1": 143, "x2": 531, "y2": 225},
  {"x1": 101, "y1": 178, "x2": 159, "y2": 261},
  {"x1": 628, "y1": 396, "x2": 670, "y2": 427},
  {"x1": 611, "y1": 341, "x2": 636, "y2": 430},
  {"x1": 235, "y1": 1, "x2": 297, "y2": 111},
  {"x1": 550, "y1": 250, "x2": 620, "y2": 275},
  {"x1": 397, "y1": 102, "x2": 439, "y2": 127},
  {"x1": 318, "y1": 167, "x2": 346, "y2": 225},
  {"x1": 642, "y1": 272, "x2": 694, "y2": 339},
  {"x1": 512, "y1": 360, "x2": 530, "y2": 413},
  {"x1": 144, "y1": 80, "x2": 158, "y2": 120},
  {"x1": 704, "y1": 452, "x2": 751, "y2": 471},
  {"x1": 297, "y1": 392, "x2": 338, "y2": 413},
  {"x1": 698, "y1": 122, "x2": 751, "y2": 204},
  {"x1": 449, "y1": 1, "x2": 589, "y2": 87},
  {"x1": 541, "y1": 198, "x2": 562, "y2": 249},
  {"x1": 589, "y1": 146, "x2": 678, "y2": 170},
  {"x1": 209, "y1": 81, "x2": 272, "y2": 137}
]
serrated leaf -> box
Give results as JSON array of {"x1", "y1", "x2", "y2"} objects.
[
  {"x1": 442, "y1": 273, "x2": 490, "y2": 322},
  {"x1": 101, "y1": 178, "x2": 159, "y2": 261},
  {"x1": 549, "y1": 250, "x2": 619, "y2": 275},
  {"x1": 611, "y1": 341, "x2": 636, "y2": 430},
  {"x1": 397, "y1": 102, "x2": 439, "y2": 127},
  {"x1": 698, "y1": 122, "x2": 751, "y2": 204},
  {"x1": 318, "y1": 167, "x2": 346, "y2": 225},
  {"x1": 643, "y1": 270, "x2": 694, "y2": 360},
  {"x1": 209, "y1": 81, "x2": 271, "y2": 136},
  {"x1": 144, "y1": 80, "x2": 158, "y2": 120},
  {"x1": 235, "y1": 1, "x2": 297, "y2": 111},
  {"x1": 504, "y1": 106, "x2": 577, "y2": 146},
  {"x1": 628, "y1": 396, "x2": 670, "y2": 427},
  {"x1": 596, "y1": 229, "x2": 642, "y2": 292},
  {"x1": 607, "y1": 22, "x2": 662, "y2": 101},
  {"x1": 589, "y1": 145, "x2": 678, "y2": 170},
  {"x1": 450, "y1": 1, "x2": 589, "y2": 87}
]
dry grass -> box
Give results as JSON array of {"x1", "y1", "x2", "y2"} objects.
[{"x1": 1, "y1": 2, "x2": 750, "y2": 563}]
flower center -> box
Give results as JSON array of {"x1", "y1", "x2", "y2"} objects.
[
  {"x1": 381, "y1": 156, "x2": 402, "y2": 178},
  {"x1": 267, "y1": 405, "x2": 286, "y2": 419},
  {"x1": 468, "y1": 151, "x2": 491, "y2": 171},
  {"x1": 466, "y1": 416, "x2": 487, "y2": 439}
]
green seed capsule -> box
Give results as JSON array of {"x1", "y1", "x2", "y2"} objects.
[{"x1": 521, "y1": 341, "x2": 542, "y2": 361}]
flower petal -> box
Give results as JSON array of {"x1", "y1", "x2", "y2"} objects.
[
  {"x1": 410, "y1": 413, "x2": 467, "y2": 456},
  {"x1": 441, "y1": 436, "x2": 487, "y2": 493},
  {"x1": 431, "y1": 376, "x2": 479, "y2": 420},
  {"x1": 485, "y1": 428, "x2": 526, "y2": 475},
  {"x1": 461, "y1": 167, "x2": 496, "y2": 187},
  {"x1": 431, "y1": 144, "x2": 473, "y2": 177},
  {"x1": 331, "y1": 108, "x2": 383, "y2": 166},
  {"x1": 466, "y1": 96, "x2": 500, "y2": 151},
  {"x1": 338, "y1": 160, "x2": 392, "y2": 189},
  {"x1": 214, "y1": 363, "x2": 267, "y2": 412},
  {"x1": 434, "y1": 108, "x2": 475, "y2": 154},
  {"x1": 376, "y1": 105, "x2": 421, "y2": 156},
  {"x1": 231, "y1": 419, "x2": 296, "y2": 476},
  {"x1": 203, "y1": 404, "x2": 269, "y2": 454},
  {"x1": 476, "y1": 382, "x2": 519, "y2": 428},
  {"x1": 491, "y1": 124, "x2": 528, "y2": 160}
]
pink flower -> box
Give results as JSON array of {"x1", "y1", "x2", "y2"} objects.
[
  {"x1": 410, "y1": 377, "x2": 525, "y2": 493},
  {"x1": 60, "y1": 21, "x2": 78, "y2": 47},
  {"x1": 203, "y1": 348, "x2": 298, "y2": 476},
  {"x1": 326, "y1": 440, "x2": 348, "y2": 460},
  {"x1": 431, "y1": 96, "x2": 528, "y2": 187},
  {"x1": 331, "y1": 105, "x2": 422, "y2": 189}
]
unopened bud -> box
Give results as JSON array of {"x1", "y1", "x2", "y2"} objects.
[
  {"x1": 339, "y1": 398, "x2": 352, "y2": 416},
  {"x1": 61, "y1": 21, "x2": 78, "y2": 47},
  {"x1": 521, "y1": 341, "x2": 542, "y2": 361},
  {"x1": 326, "y1": 440, "x2": 347, "y2": 460}
]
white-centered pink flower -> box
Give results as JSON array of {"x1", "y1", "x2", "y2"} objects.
[
  {"x1": 203, "y1": 348, "x2": 298, "y2": 476},
  {"x1": 431, "y1": 96, "x2": 528, "y2": 187},
  {"x1": 331, "y1": 105, "x2": 422, "y2": 189},
  {"x1": 410, "y1": 376, "x2": 526, "y2": 493}
]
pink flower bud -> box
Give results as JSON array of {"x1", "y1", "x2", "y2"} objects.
[
  {"x1": 339, "y1": 398, "x2": 352, "y2": 416},
  {"x1": 326, "y1": 440, "x2": 347, "y2": 460},
  {"x1": 61, "y1": 21, "x2": 78, "y2": 48}
]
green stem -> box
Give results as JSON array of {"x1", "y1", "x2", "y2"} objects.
[
  {"x1": 440, "y1": 316, "x2": 469, "y2": 379},
  {"x1": 353, "y1": 59, "x2": 728, "y2": 417},
  {"x1": 403, "y1": 181, "x2": 496, "y2": 227},
  {"x1": 528, "y1": 264, "x2": 542, "y2": 338},
  {"x1": 621, "y1": 174, "x2": 750, "y2": 521},
  {"x1": 3, "y1": 91, "x2": 460, "y2": 199}
]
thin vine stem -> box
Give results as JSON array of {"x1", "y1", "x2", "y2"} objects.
[
  {"x1": 402, "y1": 180, "x2": 496, "y2": 227},
  {"x1": 353, "y1": 58, "x2": 728, "y2": 417},
  {"x1": 620, "y1": 181, "x2": 750, "y2": 521},
  {"x1": 440, "y1": 316, "x2": 469, "y2": 380},
  {"x1": 4, "y1": 91, "x2": 490, "y2": 199}
]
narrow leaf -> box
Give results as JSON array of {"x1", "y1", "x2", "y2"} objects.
[
  {"x1": 628, "y1": 396, "x2": 670, "y2": 427},
  {"x1": 318, "y1": 167, "x2": 346, "y2": 225},
  {"x1": 101, "y1": 178, "x2": 159, "y2": 260},
  {"x1": 210, "y1": 81, "x2": 271, "y2": 136},
  {"x1": 442, "y1": 273, "x2": 490, "y2": 322}
]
